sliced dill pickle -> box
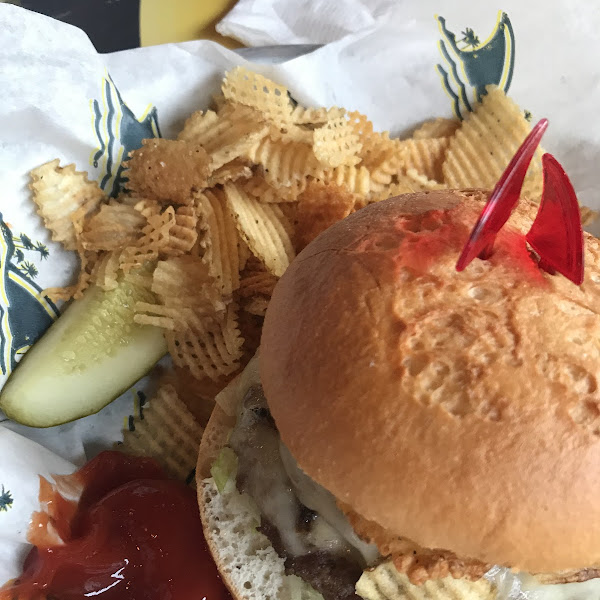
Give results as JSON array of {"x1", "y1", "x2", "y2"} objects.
[{"x1": 0, "y1": 281, "x2": 167, "y2": 427}]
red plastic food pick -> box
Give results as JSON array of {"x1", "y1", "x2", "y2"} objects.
[
  {"x1": 456, "y1": 118, "x2": 548, "y2": 270},
  {"x1": 526, "y1": 153, "x2": 584, "y2": 285}
]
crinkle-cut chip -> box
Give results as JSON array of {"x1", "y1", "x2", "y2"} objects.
[
  {"x1": 119, "y1": 380, "x2": 204, "y2": 481},
  {"x1": 121, "y1": 268, "x2": 153, "y2": 291},
  {"x1": 398, "y1": 138, "x2": 449, "y2": 182},
  {"x1": 132, "y1": 198, "x2": 162, "y2": 219},
  {"x1": 242, "y1": 174, "x2": 305, "y2": 203},
  {"x1": 179, "y1": 104, "x2": 269, "y2": 171},
  {"x1": 125, "y1": 139, "x2": 210, "y2": 205},
  {"x1": 29, "y1": 159, "x2": 105, "y2": 251},
  {"x1": 167, "y1": 302, "x2": 244, "y2": 382},
  {"x1": 412, "y1": 117, "x2": 460, "y2": 140},
  {"x1": 167, "y1": 366, "x2": 228, "y2": 428},
  {"x1": 277, "y1": 202, "x2": 298, "y2": 233},
  {"x1": 442, "y1": 86, "x2": 543, "y2": 194},
  {"x1": 162, "y1": 205, "x2": 198, "y2": 256},
  {"x1": 45, "y1": 248, "x2": 98, "y2": 302},
  {"x1": 313, "y1": 117, "x2": 362, "y2": 168},
  {"x1": 242, "y1": 296, "x2": 269, "y2": 316},
  {"x1": 119, "y1": 206, "x2": 175, "y2": 272},
  {"x1": 521, "y1": 175, "x2": 543, "y2": 202},
  {"x1": 91, "y1": 250, "x2": 121, "y2": 290},
  {"x1": 581, "y1": 206, "x2": 599, "y2": 227},
  {"x1": 368, "y1": 170, "x2": 441, "y2": 204},
  {"x1": 238, "y1": 271, "x2": 278, "y2": 297},
  {"x1": 237, "y1": 306, "x2": 264, "y2": 362},
  {"x1": 238, "y1": 239, "x2": 252, "y2": 271},
  {"x1": 224, "y1": 183, "x2": 295, "y2": 277},
  {"x1": 405, "y1": 169, "x2": 444, "y2": 191},
  {"x1": 268, "y1": 122, "x2": 314, "y2": 145},
  {"x1": 208, "y1": 159, "x2": 253, "y2": 186},
  {"x1": 291, "y1": 105, "x2": 346, "y2": 125},
  {"x1": 356, "y1": 561, "x2": 496, "y2": 600},
  {"x1": 134, "y1": 302, "x2": 180, "y2": 330},
  {"x1": 321, "y1": 165, "x2": 371, "y2": 197},
  {"x1": 212, "y1": 93, "x2": 227, "y2": 111},
  {"x1": 367, "y1": 146, "x2": 406, "y2": 189},
  {"x1": 197, "y1": 189, "x2": 241, "y2": 296},
  {"x1": 222, "y1": 66, "x2": 293, "y2": 124},
  {"x1": 151, "y1": 255, "x2": 222, "y2": 311},
  {"x1": 295, "y1": 182, "x2": 355, "y2": 250},
  {"x1": 366, "y1": 180, "x2": 417, "y2": 205},
  {"x1": 245, "y1": 137, "x2": 327, "y2": 187},
  {"x1": 205, "y1": 112, "x2": 269, "y2": 171},
  {"x1": 347, "y1": 111, "x2": 396, "y2": 170},
  {"x1": 80, "y1": 201, "x2": 147, "y2": 251},
  {"x1": 177, "y1": 109, "x2": 220, "y2": 144}
]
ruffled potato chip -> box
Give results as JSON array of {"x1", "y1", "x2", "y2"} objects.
[
  {"x1": 295, "y1": 181, "x2": 355, "y2": 250},
  {"x1": 208, "y1": 158, "x2": 253, "y2": 187},
  {"x1": 224, "y1": 183, "x2": 295, "y2": 277},
  {"x1": 119, "y1": 379, "x2": 204, "y2": 481},
  {"x1": 412, "y1": 117, "x2": 460, "y2": 140},
  {"x1": 29, "y1": 159, "x2": 105, "y2": 251},
  {"x1": 356, "y1": 561, "x2": 496, "y2": 600},
  {"x1": 242, "y1": 174, "x2": 306, "y2": 203},
  {"x1": 169, "y1": 365, "x2": 231, "y2": 427},
  {"x1": 581, "y1": 205, "x2": 599, "y2": 227},
  {"x1": 366, "y1": 171, "x2": 441, "y2": 204},
  {"x1": 44, "y1": 248, "x2": 98, "y2": 302},
  {"x1": 442, "y1": 86, "x2": 543, "y2": 198},
  {"x1": 322, "y1": 165, "x2": 371, "y2": 197},
  {"x1": 238, "y1": 255, "x2": 278, "y2": 298},
  {"x1": 399, "y1": 138, "x2": 449, "y2": 182},
  {"x1": 197, "y1": 189, "x2": 241, "y2": 296},
  {"x1": 245, "y1": 136, "x2": 327, "y2": 187},
  {"x1": 81, "y1": 201, "x2": 146, "y2": 251},
  {"x1": 179, "y1": 104, "x2": 268, "y2": 171},
  {"x1": 150, "y1": 255, "x2": 221, "y2": 311},
  {"x1": 125, "y1": 139, "x2": 210, "y2": 205},
  {"x1": 313, "y1": 117, "x2": 362, "y2": 168},
  {"x1": 177, "y1": 110, "x2": 220, "y2": 144},
  {"x1": 291, "y1": 105, "x2": 346, "y2": 125},
  {"x1": 91, "y1": 250, "x2": 122, "y2": 291},
  {"x1": 241, "y1": 296, "x2": 269, "y2": 317}
]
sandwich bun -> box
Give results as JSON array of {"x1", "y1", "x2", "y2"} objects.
[{"x1": 260, "y1": 189, "x2": 600, "y2": 574}]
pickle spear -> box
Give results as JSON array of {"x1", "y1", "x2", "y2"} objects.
[{"x1": 0, "y1": 280, "x2": 167, "y2": 427}]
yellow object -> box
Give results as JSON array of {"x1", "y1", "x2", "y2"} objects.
[{"x1": 140, "y1": 0, "x2": 241, "y2": 48}]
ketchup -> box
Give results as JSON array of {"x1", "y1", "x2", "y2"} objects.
[{"x1": 1, "y1": 451, "x2": 231, "y2": 600}]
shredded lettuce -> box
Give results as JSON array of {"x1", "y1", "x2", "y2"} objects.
[
  {"x1": 284, "y1": 574, "x2": 325, "y2": 600},
  {"x1": 210, "y1": 446, "x2": 238, "y2": 494}
]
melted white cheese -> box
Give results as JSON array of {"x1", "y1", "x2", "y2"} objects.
[
  {"x1": 279, "y1": 442, "x2": 379, "y2": 566},
  {"x1": 488, "y1": 566, "x2": 600, "y2": 600}
]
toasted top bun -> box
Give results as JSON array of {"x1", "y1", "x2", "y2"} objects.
[{"x1": 260, "y1": 189, "x2": 600, "y2": 574}]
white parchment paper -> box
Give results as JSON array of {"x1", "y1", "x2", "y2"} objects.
[{"x1": 1, "y1": 4, "x2": 600, "y2": 593}]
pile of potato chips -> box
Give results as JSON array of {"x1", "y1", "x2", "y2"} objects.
[{"x1": 26, "y1": 67, "x2": 592, "y2": 474}]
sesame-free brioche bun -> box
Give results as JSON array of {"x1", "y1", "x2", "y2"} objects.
[{"x1": 260, "y1": 189, "x2": 600, "y2": 575}]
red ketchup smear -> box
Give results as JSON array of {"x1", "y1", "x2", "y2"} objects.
[{"x1": 0, "y1": 451, "x2": 231, "y2": 600}]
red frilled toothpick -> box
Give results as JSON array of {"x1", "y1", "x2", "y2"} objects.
[{"x1": 456, "y1": 119, "x2": 584, "y2": 285}]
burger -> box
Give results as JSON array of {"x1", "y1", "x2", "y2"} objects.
[{"x1": 196, "y1": 189, "x2": 600, "y2": 600}]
